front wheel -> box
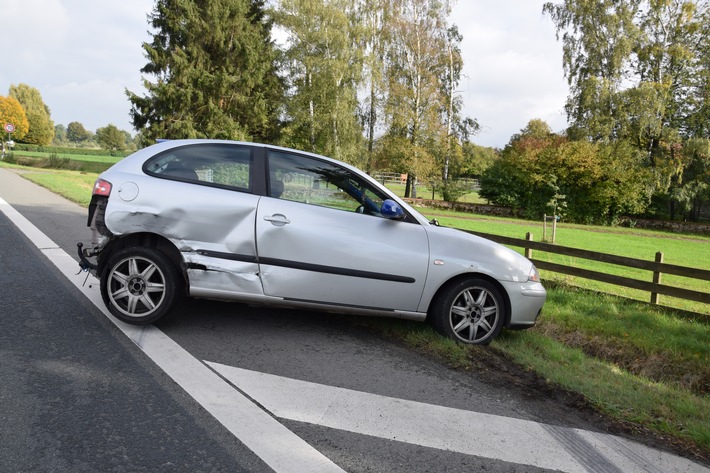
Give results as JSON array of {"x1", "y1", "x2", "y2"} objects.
[
  {"x1": 100, "y1": 247, "x2": 180, "y2": 325},
  {"x1": 429, "y1": 278, "x2": 506, "y2": 345}
]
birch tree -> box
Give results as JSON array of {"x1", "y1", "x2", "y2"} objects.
[
  {"x1": 383, "y1": 0, "x2": 451, "y2": 197},
  {"x1": 277, "y1": 0, "x2": 364, "y2": 164}
]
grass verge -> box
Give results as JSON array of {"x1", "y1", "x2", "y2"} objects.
[{"x1": 2, "y1": 165, "x2": 99, "y2": 207}]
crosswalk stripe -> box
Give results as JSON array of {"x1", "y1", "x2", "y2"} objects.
[{"x1": 207, "y1": 361, "x2": 708, "y2": 473}]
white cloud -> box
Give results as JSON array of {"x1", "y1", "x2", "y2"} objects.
[
  {"x1": 45, "y1": 79, "x2": 135, "y2": 132},
  {"x1": 452, "y1": 0, "x2": 569, "y2": 147},
  {"x1": 0, "y1": 0, "x2": 69, "y2": 72}
]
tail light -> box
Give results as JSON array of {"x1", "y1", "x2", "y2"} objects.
[{"x1": 93, "y1": 178, "x2": 112, "y2": 197}]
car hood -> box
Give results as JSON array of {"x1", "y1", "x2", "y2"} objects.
[{"x1": 424, "y1": 224, "x2": 534, "y2": 283}]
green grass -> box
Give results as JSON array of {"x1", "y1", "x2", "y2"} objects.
[
  {"x1": 11, "y1": 167, "x2": 99, "y2": 207},
  {"x1": 495, "y1": 329, "x2": 710, "y2": 450},
  {"x1": 493, "y1": 288, "x2": 710, "y2": 452},
  {"x1": 4, "y1": 162, "x2": 709, "y2": 456}
]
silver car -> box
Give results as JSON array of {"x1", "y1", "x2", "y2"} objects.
[{"x1": 79, "y1": 140, "x2": 545, "y2": 344}]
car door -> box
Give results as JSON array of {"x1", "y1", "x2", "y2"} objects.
[
  {"x1": 137, "y1": 143, "x2": 264, "y2": 296},
  {"x1": 255, "y1": 150, "x2": 429, "y2": 312}
]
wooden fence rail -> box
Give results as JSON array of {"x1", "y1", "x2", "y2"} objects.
[{"x1": 466, "y1": 230, "x2": 710, "y2": 307}]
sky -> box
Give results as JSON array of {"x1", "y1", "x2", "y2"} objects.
[{"x1": 0, "y1": 0, "x2": 570, "y2": 149}]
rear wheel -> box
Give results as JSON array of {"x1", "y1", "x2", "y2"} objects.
[
  {"x1": 430, "y1": 278, "x2": 505, "y2": 345},
  {"x1": 100, "y1": 247, "x2": 180, "y2": 325}
]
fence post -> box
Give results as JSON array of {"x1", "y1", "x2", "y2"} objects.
[
  {"x1": 542, "y1": 215, "x2": 547, "y2": 242},
  {"x1": 552, "y1": 215, "x2": 557, "y2": 244},
  {"x1": 650, "y1": 251, "x2": 664, "y2": 304},
  {"x1": 525, "y1": 232, "x2": 533, "y2": 259}
]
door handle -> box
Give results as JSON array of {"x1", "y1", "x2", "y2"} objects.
[{"x1": 263, "y1": 214, "x2": 291, "y2": 226}]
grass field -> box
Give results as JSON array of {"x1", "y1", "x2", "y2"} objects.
[
  {"x1": 3, "y1": 161, "x2": 709, "y2": 458},
  {"x1": 11, "y1": 150, "x2": 125, "y2": 164}
]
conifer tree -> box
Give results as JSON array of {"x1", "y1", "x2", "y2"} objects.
[{"x1": 127, "y1": 0, "x2": 284, "y2": 143}]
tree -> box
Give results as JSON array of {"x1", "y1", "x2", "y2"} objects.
[
  {"x1": 122, "y1": 130, "x2": 137, "y2": 151},
  {"x1": 356, "y1": 0, "x2": 392, "y2": 170},
  {"x1": 127, "y1": 0, "x2": 284, "y2": 143},
  {"x1": 276, "y1": 0, "x2": 364, "y2": 165},
  {"x1": 22, "y1": 109, "x2": 55, "y2": 145},
  {"x1": 543, "y1": 0, "x2": 640, "y2": 142},
  {"x1": 67, "y1": 121, "x2": 91, "y2": 143},
  {"x1": 96, "y1": 124, "x2": 126, "y2": 152},
  {"x1": 458, "y1": 142, "x2": 497, "y2": 178},
  {"x1": 9, "y1": 83, "x2": 55, "y2": 145},
  {"x1": 53, "y1": 124, "x2": 67, "y2": 144},
  {"x1": 439, "y1": 24, "x2": 467, "y2": 183},
  {"x1": 479, "y1": 120, "x2": 651, "y2": 224},
  {"x1": 685, "y1": 5, "x2": 710, "y2": 138},
  {"x1": 0, "y1": 96, "x2": 29, "y2": 140},
  {"x1": 383, "y1": 0, "x2": 452, "y2": 197},
  {"x1": 544, "y1": 0, "x2": 710, "y2": 220}
]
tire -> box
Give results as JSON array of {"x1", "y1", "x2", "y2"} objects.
[
  {"x1": 430, "y1": 278, "x2": 506, "y2": 345},
  {"x1": 100, "y1": 246, "x2": 180, "y2": 325}
]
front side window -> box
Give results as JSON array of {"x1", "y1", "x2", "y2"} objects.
[
  {"x1": 267, "y1": 151, "x2": 387, "y2": 216},
  {"x1": 145, "y1": 144, "x2": 253, "y2": 192}
]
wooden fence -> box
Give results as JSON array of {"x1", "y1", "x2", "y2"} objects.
[
  {"x1": 465, "y1": 230, "x2": 710, "y2": 311},
  {"x1": 372, "y1": 172, "x2": 480, "y2": 190}
]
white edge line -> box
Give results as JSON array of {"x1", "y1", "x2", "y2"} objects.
[{"x1": 0, "y1": 196, "x2": 346, "y2": 473}]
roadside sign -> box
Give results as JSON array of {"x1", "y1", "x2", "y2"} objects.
[{"x1": 4, "y1": 123, "x2": 14, "y2": 133}]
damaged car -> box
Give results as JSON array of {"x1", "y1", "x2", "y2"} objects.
[{"x1": 79, "y1": 139, "x2": 545, "y2": 345}]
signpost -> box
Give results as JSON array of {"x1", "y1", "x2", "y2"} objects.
[{"x1": 2, "y1": 123, "x2": 15, "y2": 160}]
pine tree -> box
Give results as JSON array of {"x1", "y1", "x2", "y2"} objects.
[{"x1": 127, "y1": 0, "x2": 284, "y2": 143}]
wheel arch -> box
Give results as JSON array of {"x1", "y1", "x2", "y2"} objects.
[
  {"x1": 426, "y1": 273, "x2": 512, "y2": 328},
  {"x1": 97, "y1": 233, "x2": 189, "y2": 294}
]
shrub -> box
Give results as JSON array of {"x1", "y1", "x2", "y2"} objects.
[{"x1": 441, "y1": 180, "x2": 471, "y2": 202}]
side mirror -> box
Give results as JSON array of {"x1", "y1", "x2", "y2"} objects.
[{"x1": 381, "y1": 199, "x2": 405, "y2": 220}]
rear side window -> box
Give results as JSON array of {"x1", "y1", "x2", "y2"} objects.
[{"x1": 144, "y1": 144, "x2": 253, "y2": 192}]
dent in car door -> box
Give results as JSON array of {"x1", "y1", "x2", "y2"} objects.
[{"x1": 125, "y1": 143, "x2": 264, "y2": 297}]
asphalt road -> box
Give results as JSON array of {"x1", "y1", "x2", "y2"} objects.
[
  {"x1": 1, "y1": 166, "x2": 707, "y2": 473},
  {"x1": 0, "y1": 202, "x2": 271, "y2": 472}
]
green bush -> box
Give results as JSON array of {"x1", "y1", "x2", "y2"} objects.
[
  {"x1": 440, "y1": 180, "x2": 471, "y2": 202},
  {"x1": 479, "y1": 137, "x2": 650, "y2": 225},
  {"x1": 45, "y1": 153, "x2": 79, "y2": 170}
]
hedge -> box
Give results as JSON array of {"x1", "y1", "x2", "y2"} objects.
[{"x1": 12, "y1": 143, "x2": 132, "y2": 158}]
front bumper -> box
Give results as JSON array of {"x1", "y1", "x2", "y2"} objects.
[{"x1": 499, "y1": 280, "x2": 547, "y2": 328}]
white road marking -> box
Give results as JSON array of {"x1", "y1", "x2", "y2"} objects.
[
  {"x1": 0, "y1": 197, "x2": 346, "y2": 473},
  {"x1": 2, "y1": 195, "x2": 708, "y2": 473},
  {"x1": 205, "y1": 363, "x2": 708, "y2": 473}
]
